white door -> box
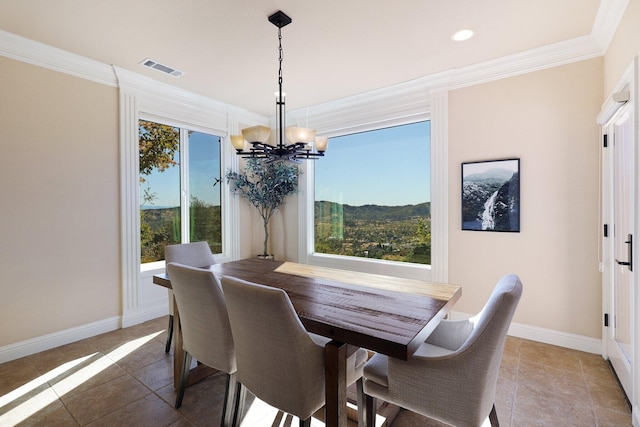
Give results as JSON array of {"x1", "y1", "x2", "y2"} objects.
[{"x1": 608, "y1": 105, "x2": 634, "y2": 399}]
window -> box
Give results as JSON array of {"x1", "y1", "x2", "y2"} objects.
[
  {"x1": 314, "y1": 121, "x2": 431, "y2": 265},
  {"x1": 139, "y1": 119, "x2": 222, "y2": 263}
]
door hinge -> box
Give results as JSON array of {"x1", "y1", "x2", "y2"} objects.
[
  {"x1": 603, "y1": 134, "x2": 608, "y2": 148},
  {"x1": 604, "y1": 313, "x2": 609, "y2": 327},
  {"x1": 604, "y1": 224, "x2": 608, "y2": 237}
]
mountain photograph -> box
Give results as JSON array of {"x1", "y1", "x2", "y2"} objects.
[{"x1": 461, "y1": 159, "x2": 520, "y2": 232}]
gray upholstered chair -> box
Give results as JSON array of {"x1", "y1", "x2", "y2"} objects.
[
  {"x1": 164, "y1": 241, "x2": 215, "y2": 353},
  {"x1": 165, "y1": 262, "x2": 239, "y2": 426},
  {"x1": 363, "y1": 274, "x2": 523, "y2": 427},
  {"x1": 220, "y1": 276, "x2": 369, "y2": 427}
]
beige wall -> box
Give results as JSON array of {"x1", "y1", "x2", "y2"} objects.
[
  {"x1": 0, "y1": 14, "x2": 626, "y2": 348},
  {"x1": 448, "y1": 58, "x2": 603, "y2": 338},
  {"x1": 0, "y1": 57, "x2": 120, "y2": 346},
  {"x1": 603, "y1": 0, "x2": 640, "y2": 96}
]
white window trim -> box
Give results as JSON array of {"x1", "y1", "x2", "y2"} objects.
[
  {"x1": 115, "y1": 66, "x2": 262, "y2": 326},
  {"x1": 295, "y1": 85, "x2": 448, "y2": 282}
]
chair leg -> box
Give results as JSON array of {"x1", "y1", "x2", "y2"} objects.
[
  {"x1": 489, "y1": 403, "x2": 499, "y2": 427},
  {"x1": 356, "y1": 378, "x2": 366, "y2": 427},
  {"x1": 174, "y1": 350, "x2": 192, "y2": 408},
  {"x1": 165, "y1": 314, "x2": 174, "y2": 353},
  {"x1": 231, "y1": 381, "x2": 247, "y2": 427},
  {"x1": 364, "y1": 393, "x2": 376, "y2": 427},
  {"x1": 221, "y1": 372, "x2": 242, "y2": 427},
  {"x1": 299, "y1": 417, "x2": 311, "y2": 427}
]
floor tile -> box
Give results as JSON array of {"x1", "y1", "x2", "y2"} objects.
[
  {"x1": 0, "y1": 358, "x2": 41, "y2": 396},
  {"x1": 0, "y1": 317, "x2": 633, "y2": 426},
  {"x1": 0, "y1": 383, "x2": 78, "y2": 426},
  {"x1": 517, "y1": 359, "x2": 590, "y2": 400},
  {"x1": 86, "y1": 393, "x2": 186, "y2": 427},
  {"x1": 26, "y1": 340, "x2": 100, "y2": 374},
  {"x1": 585, "y1": 377, "x2": 632, "y2": 414},
  {"x1": 62, "y1": 374, "x2": 151, "y2": 425},
  {"x1": 48, "y1": 352, "x2": 129, "y2": 399},
  {"x1": 519, "y1": 340, "x2": 582, "y2": 373},
  {"x1": 131, "y1": 355, "x2": 175, "y2": 392}
]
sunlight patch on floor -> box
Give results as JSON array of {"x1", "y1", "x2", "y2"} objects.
[{"x1": 0, "y1": 331, "x2": 162, "y2": 425}]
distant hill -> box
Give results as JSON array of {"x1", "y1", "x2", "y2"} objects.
[
  {"x1": 464, "y1": 168, "x2": 515, "y2": 183},
  {"x1": 315, "y1": 201, "x2": 430, "y2": 222}
]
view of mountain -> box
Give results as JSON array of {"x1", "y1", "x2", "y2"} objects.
[
  {"x1": 462, "y1": 168, "x2": 519, "y2": 232},
  {"x1": 315, "y1": 201, "x2": 431, "y2": 265},
  {"x1": 315, "y1": 201, "x2": 430, "y2": 223}
]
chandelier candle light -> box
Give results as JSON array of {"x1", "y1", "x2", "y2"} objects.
[{"x1": 230, "y1": 10, "x2": 328, "y2": 163}]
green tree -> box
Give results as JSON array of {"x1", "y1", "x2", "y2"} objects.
[
  {"x1": 139, "y1": 121, "x2": 179, "y2": 182},
  {"x1": 407, "y1": 217, "x2": 431, "y2": 264},
  {"x1": 139, "y1": 120, "x2": 181, "y2": 262},
  {"x1": 225, "y1": 158, "x2": 300, "y2": 256}
]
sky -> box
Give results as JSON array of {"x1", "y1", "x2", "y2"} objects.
[
  {"x1": 141, "y1": 120, "x2": 431, "y2": 208},
  {"x1": 140, "y1": 131, "x2": 221, "y2": 207},
  {"x1": 315, "y1": 121, "x2": 430, "y2": 206},
  {"x1": 461, "y1": 158, "x2": 519, "y2": 178}
]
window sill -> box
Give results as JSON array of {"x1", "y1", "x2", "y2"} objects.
[{"x1": 306, "y1": 253, "x2": 432, "y2": 282}]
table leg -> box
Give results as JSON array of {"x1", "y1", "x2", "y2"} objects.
[{"x1": 325, "y1": 340, "x2": 348, "y2": 427}]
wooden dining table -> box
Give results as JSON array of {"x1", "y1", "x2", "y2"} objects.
[{"x1": 153, "y1": 257, "x2": 461, "y2": 427}]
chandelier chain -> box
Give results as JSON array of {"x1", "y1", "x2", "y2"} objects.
[{"x1": 278, "y1": 27, "x2": 283, "y2": 87}]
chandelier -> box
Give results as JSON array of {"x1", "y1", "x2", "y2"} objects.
[{"x1": 230, "y1": 11, "x2": 328, "y2": 163}]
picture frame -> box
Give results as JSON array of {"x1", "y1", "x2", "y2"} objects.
[{"x1": 461, "y1": 158, "x2": 520, "y2": 232}]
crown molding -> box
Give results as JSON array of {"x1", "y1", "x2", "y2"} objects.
[
  {"x1": 0, "y1": 0, "x2": 628, "y2": 124},
  {"x1": 591, "y1": 0, "x2": 630, "y2": 51},
  {"x1": 445, "y1": 34, "x2": 603, "y2": 91},
  {"x1": 0, "y1": 29, "x2": 117, "y2": 87},
  {"x1": 290, "y1": 0, "x2": 627, "y2": 126},
  {"x1": 294, "y1": 33, "x2": 602, "y2": 133}
]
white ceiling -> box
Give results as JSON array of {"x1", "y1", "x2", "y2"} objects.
[{"x1": 0, "y1": 0, "x2": 610, "y2": 117}]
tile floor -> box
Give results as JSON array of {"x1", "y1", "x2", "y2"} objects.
[{"x1": 0, "y1": 317, "x2": 632, "y2": 426}]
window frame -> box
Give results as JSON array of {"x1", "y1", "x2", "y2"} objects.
[
  {"x1": 138, "y1": 118, "x2": 223, "y2": 268},
  {"x1": 296, "y1": 91, "x2": 448, "y2": 283},
  {"x1": 116, "y1": 66, "x2": 254, "y2": 326}
]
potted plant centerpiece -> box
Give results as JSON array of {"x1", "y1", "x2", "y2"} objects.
[{"x1": 225, "y1": 158, "x2": 300, "y2": 258}]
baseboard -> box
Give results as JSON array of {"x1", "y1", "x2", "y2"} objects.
[
  {"x1": 0, "y1": 308, "x2": 604, "y2": 365},
  {"x1": 633, "y1": 404, "x2": 639, "y2": 427},
  {"x1": 121, "y1": 306, "x2": 168, "y2": 328},
  {"x1": 450, "y1": 310, "x2": 603, "y2": 355},
  {"x1": 0, "y1": 304, "x2": 170, "y2": 364},
  {"x1": 0, "y1": 316, "x2": 121, "y2": 364}
]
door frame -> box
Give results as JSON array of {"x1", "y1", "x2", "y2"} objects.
[{"x1": 598, "y1": 57, "x2": 639, "y2": 425}]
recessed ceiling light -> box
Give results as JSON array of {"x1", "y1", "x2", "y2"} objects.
[{"x1": 452, "y1": 29, "x2": 474, "y2": 42}]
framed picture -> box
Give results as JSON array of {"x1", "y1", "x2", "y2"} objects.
[{"x1": 461, "y1": 158, "x2": 520, "y2": 232}]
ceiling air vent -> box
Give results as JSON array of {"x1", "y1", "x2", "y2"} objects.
[{"x1": 140, "y1": 58, "x2": 185, "y2": 77}]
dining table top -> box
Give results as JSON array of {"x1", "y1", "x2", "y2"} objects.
[{"x1": 155, "y1": 257, "x2": 461, "y2": 360}]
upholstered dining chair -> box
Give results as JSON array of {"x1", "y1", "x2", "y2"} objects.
[
  {"x1": 164, "y1": 241, "x2": 215, "y2": 353},
  {"x1": 220, "y1": 276, "x2": 369, "y2": 427},
  {"x1": 165, "y1": 262, "x2": 239, "y2": 426},
  {"x1": 363, "y1": 274, "x2": 523, "y2": 427}
]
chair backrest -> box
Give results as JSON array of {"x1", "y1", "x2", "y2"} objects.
[
  {"x1": 456, "y1": 275, "x2": 522, "y2": 419},
  {"x1": 389, "y1": 274, "x2": 522, "y2": 426},
  {"x1": 165, "y1": 241, "x2": 215, "y2": 268},
  {"x1": 455, "y1": 274, "x2": 523, "y2": 423},
  {"x1": 459, "y1": 274, "x2": 522, "y2": 359},
  {"x1": 166, "y1": 263, "x2": 235, "y2": 373},
  {"x1": 221, "y1": 276, "x2": 326, "y2": 420}
]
